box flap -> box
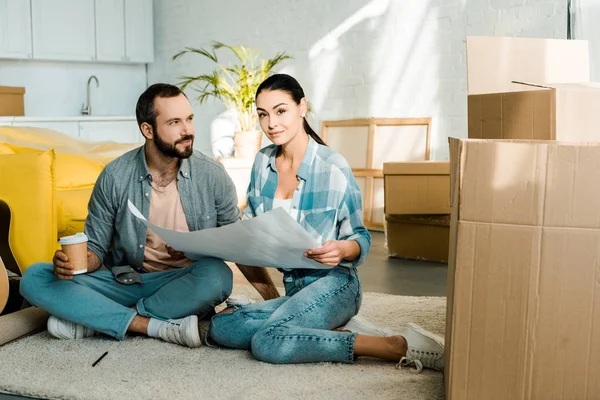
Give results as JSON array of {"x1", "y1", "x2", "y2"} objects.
[
  {"x1": 386, "y1": 214, "x2": 451, "y2": 226},
  {"x1": 383, "y1": 161, "x2": 450, "y2": 175},
  {"x1": 0, "y1": 86, "x2": 25, "y2": 94},
  {"x1": 513, "y1": 81, "x2": 600, "y2": 91},
  {"x1": 448, "y1": 138, "x2": 462, "y2": 209},
  {"x1": 466, "y1": 36, "x2": 590, "y2": 95}
]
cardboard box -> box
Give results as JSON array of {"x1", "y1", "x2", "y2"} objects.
[
  {"x1": 466, "y1": 36, "x2": 600, "y2": 142},
  {"x1": 466, "y1": 36, "x2": 590, "y2": 96},
  {"x1": 385, "y1": 214, "x2": 449, "y2": 262},
  {"x1": 445, "y1": 138, "x2": 600, "y2": 400},
  {"x1": 383, "y1": 161, "x2": 451, "y2": 215},
  {"x1": 0, "y1": 87, "x2": 25, "y2": 116},
  {"x1": 468, "y1": 82, "x2": 600, "y2": 141}
]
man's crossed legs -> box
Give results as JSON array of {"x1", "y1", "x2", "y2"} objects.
[{"x1": 20, "y1": 257, "x2": 232, "y2": 348}]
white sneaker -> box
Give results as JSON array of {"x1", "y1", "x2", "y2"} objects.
[
  {"x1": 157, "y1": 315, "x2": 201, "y2": 348},
  {"x1": 396, "y1": 323, "x2": 444, "y2": 373},
  {"x1": 341, "y1": 315, "x2": 394, "y2": 337},
  {"x1": 47, "y1": 315, "x2": 95, "y2": 340}
]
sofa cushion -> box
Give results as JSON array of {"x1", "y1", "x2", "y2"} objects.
[
  {"x1": 53, "y1": 153, "x2": 103, "y2": 189},
  {"x1": 0, "y1": 126, "x2": 141, "y2": 166},
  {"x1": 56, "y1": 187, "x2": 93, "y2": 239},
  {"x1": 0, "y1": 143, "x2": 15, "y2": 154},
  {"x1": 0, "y1": 150, "x2": 56, "y2": 272}
]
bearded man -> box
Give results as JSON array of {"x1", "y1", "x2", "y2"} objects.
[{"x1": 20, "y1": 84, "x2": 265, "y2": 347}]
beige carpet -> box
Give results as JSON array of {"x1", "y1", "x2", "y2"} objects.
[{"x1": 0, "y1": 284, "x2": 446, "y2": 400}]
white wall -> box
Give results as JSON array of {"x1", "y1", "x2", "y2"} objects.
[
  {"x1": 149, "y1": 0, "x2": 567, "y2": 159},
  {"x1": 0, "y1": 60, "x2": 147, "y2": 117}
]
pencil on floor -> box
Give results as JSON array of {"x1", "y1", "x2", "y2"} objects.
[{"x1": 92, "y1": 351, "x2": 108, "y2": 367}]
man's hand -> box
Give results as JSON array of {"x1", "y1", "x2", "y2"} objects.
[
  {"x1": 53, "y1": 250, "x2": 99, "y2": 280},
  {"x1": 305, "y1": 240, "x2": 360, "y2": 267},
  {"x1": 53, "y1": 250, "x2": 73, "y2": 280},
  {"x1": 166, "y1": 244, "x2": 186, "y2": 261}
]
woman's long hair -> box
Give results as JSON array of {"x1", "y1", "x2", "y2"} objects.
[{"x1": 256, "y1": 74, "x2": 326, "y2": 146}]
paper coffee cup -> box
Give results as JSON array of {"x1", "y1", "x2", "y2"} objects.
[{"x1": 59, "y1": 233, "x2": 88, "y2": 275}]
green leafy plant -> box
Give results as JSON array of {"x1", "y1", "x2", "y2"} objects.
[{"x1": 172, "y1": 41, "x2": 292, "y2": 132}]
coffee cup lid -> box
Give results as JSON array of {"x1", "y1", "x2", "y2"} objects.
[{"x1": 59, "y1": 232, "x2": 88, "y2": 245}]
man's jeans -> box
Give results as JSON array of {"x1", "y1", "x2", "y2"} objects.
[
  {"x1": 209, "y1": 266, "x2": 362, "y2": 364},
  {"x1": 20, "y1": 258, "x2": 232, "y2": 340}
]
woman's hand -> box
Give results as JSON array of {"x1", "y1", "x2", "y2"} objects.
[{"x1": 305, "y1": 240, "x2": 356, "y2": 267}]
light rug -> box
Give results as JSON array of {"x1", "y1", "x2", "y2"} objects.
[{"x1": 0, "y1": 285, "x2": 446, "y2": 400}]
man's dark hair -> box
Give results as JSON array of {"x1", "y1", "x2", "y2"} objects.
[{"x1": 135, "y1": 83, "x2": 187, "y2": 135}]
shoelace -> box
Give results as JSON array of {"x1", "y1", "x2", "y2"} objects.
[
  {"x1": 396, "y1": 357, "x2": 424, "y2": 373},
  {"x1": 164, "y1": 321, "x2": 184, "y2": 345},
  {"x1": 397, "y1": 350, "x2": 441, "y2": 373}
]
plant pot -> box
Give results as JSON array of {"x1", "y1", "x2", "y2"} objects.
[{"x1": 234, "y1": 130, "x2": 262, "y2": 159}]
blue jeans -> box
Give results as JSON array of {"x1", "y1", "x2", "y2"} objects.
[
  {"x1": 20, "y1": 258, "x2": 232, "y2": 340},
  {"x1": 209, "y1": 266, "x2": 362, "y2": 364}
]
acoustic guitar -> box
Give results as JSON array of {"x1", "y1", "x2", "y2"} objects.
[{"x1": 0, "y1": 200, "x2": 20, "y2": 314}]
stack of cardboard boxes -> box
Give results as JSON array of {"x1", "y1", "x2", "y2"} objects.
[
  {"x1": 445, "y1": 36, "x2": 600, "y2": 399},
  {"x1": 382, "y1": 161, "x2": 451, "y2": 262}
]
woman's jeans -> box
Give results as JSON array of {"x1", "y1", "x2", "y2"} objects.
[{"x1": 209, "y1": 266, "x2": 362, "y2": 364}]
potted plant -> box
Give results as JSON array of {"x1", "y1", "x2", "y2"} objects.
[{"x1": 172, "y1": 42, "x2": 291, "y2": 159}]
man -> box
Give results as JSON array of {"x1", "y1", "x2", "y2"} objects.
[{"x1": 20, "y1": 83, "x2": 276, "y2": 348}]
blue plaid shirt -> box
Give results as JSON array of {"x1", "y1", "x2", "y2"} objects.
[{"x1": 243, "y1": 136, "x2": 371, "y2": 268}]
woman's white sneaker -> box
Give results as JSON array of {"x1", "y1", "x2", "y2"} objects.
[
  {"x1": 341, "y1": 315, "x2": 394, "y2": 337},
  {"x1": 47, "y1": 315, "x2": 95, "y2": 340},
  {"x1": 396, "y1": 323, "x2": 444, "y2": 373}
]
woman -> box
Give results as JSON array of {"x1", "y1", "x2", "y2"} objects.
[{"x1": 209, "y1": 74, "x2": 444, "y2": 372}]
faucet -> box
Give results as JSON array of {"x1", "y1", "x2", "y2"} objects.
[{"x1": 81, "y1": 75, "x2": 99, "y2": 116}]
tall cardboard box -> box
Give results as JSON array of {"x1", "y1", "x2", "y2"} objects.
[
  {"x1": 466, "y1": 36, "x2": 600, "y2": 142},
  {"x1": 445, "y1": 138, "x2": 600, "y2": 400}
]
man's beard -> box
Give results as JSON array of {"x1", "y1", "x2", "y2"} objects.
[{"x1": 153, "y1": 130, "x2": 194, "y2": 159}]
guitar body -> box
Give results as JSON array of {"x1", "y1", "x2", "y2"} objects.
[
  {"x1": 0, "y1": 257, "x2": 7, "y2": 313},
  {"x1": 0, "y1": 200, "x2": 20, "y2": 314}
]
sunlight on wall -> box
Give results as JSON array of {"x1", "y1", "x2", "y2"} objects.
[
  {"x1": 307, "y1": 0, "x2": 390, "y2": 115},
  {"x1": 308, "y1": 0, "x2": 390, "y2": 59},
  {"x1": 369, "y1": 0, "x2": 434, "y2": 116}
]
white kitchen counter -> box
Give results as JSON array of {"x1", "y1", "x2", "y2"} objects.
[
  {"x1": 0, "y1": 115, "x2": 136, "y2": 123},
  {"x1": 0, "y1": 116, "x2": 142, "y2": 143}
]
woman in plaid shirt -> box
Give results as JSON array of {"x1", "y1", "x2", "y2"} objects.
[{"x1": 209, "y1": 74, "x2": 444, "y2": 373}]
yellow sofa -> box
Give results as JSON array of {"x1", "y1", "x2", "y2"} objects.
[{"x1": 0, "y1": 126, "x2": 141, "y2": 273}]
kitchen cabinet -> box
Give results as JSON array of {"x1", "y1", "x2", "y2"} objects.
[
  {"x1": 0, "y1": 0, "x2": 153, "y2": 64},
  {"x1": 95, "y1": 0, "x2": 126, "y2": 62},
  {"x1": 0, "y1": 0, "x2": 32, "y2": 59},
  {"x1": 96, "y1": 0, "x2": 154, "y2": 63},
  {"x1": 124, "y1": 0, "x2": 154, "y2": 63},
  {"x1": 31, "y1": 0, "x2": 96, "y2": 61}
]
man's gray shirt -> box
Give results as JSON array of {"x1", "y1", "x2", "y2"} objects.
[{"x1": 84, "y1": 146, "x2": 240, "y2": 272}]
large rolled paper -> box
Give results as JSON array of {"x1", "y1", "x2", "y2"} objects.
[
  {"x1": 128, "y1": 200, "x2": 329, "y2": 270},
  {"x1": 0, "y1": 307, "x2": 49, "y2": 346}
]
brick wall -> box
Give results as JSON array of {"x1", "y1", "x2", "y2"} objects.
[{"x1": 149, "y1": 0, "x2": 567, "y2": 159}]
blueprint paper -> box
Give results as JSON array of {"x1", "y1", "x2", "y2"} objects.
[{"x1": 127, "y1": 200, "x2": 328, "y2": 269}]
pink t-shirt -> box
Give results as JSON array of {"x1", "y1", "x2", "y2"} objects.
[{"x1": 143, "y1": 179, "x2": 193, "y2": 272}]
